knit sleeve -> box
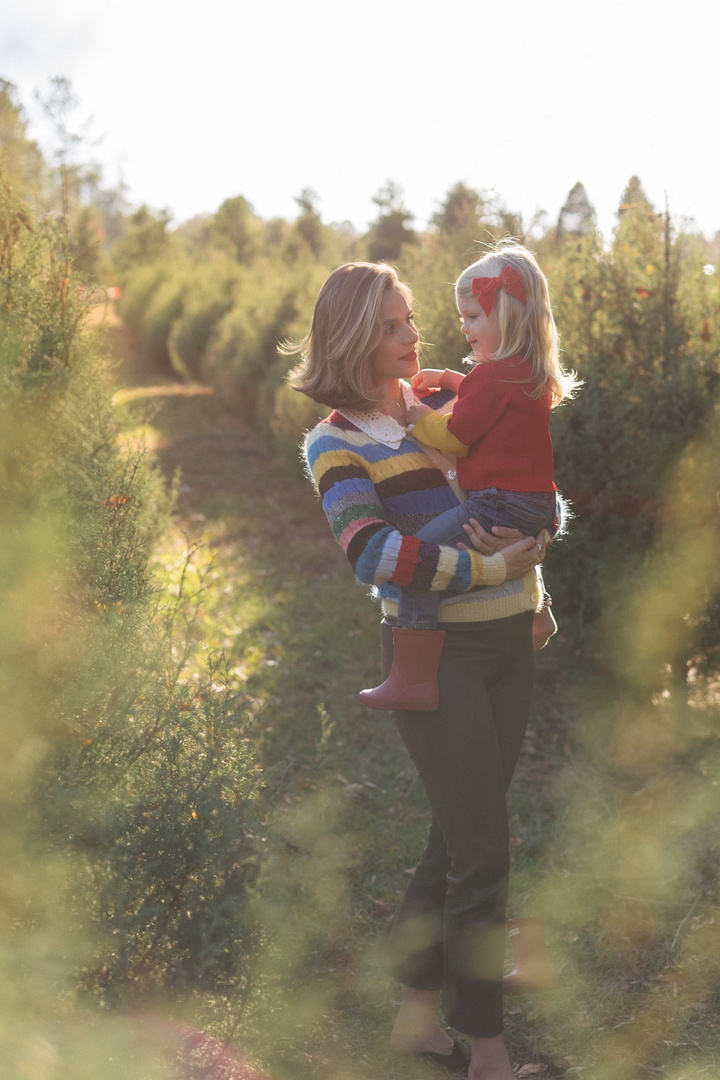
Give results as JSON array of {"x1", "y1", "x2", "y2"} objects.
[
  {"x1": 412, "y1": 410, "x2": 470, "y2": 457},
  {"x1": 304, "y1": 425, "x2": 506, "y2": 592}
]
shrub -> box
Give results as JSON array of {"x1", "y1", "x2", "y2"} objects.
[
  {"x1": 167, "y1": 253, "x2": 239, "y2": 379},
  {"x1": 545, "y1": 204, "x2": 720, "y2": 633},
  {"x1": 0, "y1": 177, "x2": 265, "y2": 1046},
  {"x1": 270, "y1": 380, "x2": 328, "y2": 471}
]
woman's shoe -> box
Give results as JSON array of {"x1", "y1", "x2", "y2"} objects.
[
  {"x1": 358, "y1": 627, "x2": 445, "y2": 711},
  {"x1": 503, "y1": 917, "x2": 555, "y2": 995}
]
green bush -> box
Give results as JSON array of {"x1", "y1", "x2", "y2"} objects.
[
  {"x1": 0, "y1": 178, "x2": 265, "y2": 1056},
  {"x1": 544, "y1": 201, "x2": 720, "y2": 633},
  {"x1": 167, "y1": 252, "x2": 238, "y2": 380},
  {"x1": 116, "y1": 257, "x2": 191, "y2": 370},
  {"x1": 270, "y1": 380, "x2": 328, "y2": 471}
]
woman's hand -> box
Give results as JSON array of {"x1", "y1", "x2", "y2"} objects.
[
  {"x1": 458, "y1": 520, "x2": 524, "y2": 554},
  {"x1": 459, "y1": 522, "x2": 549, "y2": 579},
  {"x1": 411, "y1": 368, "x2": 446, "y2": 394},
  {"x1": 498, "y1": 535, "x2": 544, "y2": 579}
]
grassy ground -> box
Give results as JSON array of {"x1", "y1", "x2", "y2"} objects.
[{"x1": 108, "y1": 320, "x2": 720, "y2": 1080}]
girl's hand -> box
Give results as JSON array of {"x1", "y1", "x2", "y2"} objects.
[{"x1": 411, "y1": 368, "x2": 446, "y2": 394}]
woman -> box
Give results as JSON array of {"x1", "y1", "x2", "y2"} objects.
[{"x1": 288, "y1": 262, "x2": 546, "y2": 1080}]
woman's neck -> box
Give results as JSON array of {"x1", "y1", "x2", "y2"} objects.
[{"x1": 374, "y1": 379, "x2": 406, "y2": 419}]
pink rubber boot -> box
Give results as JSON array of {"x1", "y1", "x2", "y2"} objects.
[{"x1": 358, "y1": 627, "x2": 445, "y2": 711}]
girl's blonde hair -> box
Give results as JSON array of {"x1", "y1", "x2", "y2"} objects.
[
  {"x1": 456, "y1": 241, "x2": 579, "y2": 406},
  {"x1": 285, "y1": 262, "x2": 413, "y2": 411}
]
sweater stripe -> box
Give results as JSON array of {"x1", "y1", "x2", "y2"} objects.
[{"x1": 305, "y1": 409, "x2": 489, "y2": 596}]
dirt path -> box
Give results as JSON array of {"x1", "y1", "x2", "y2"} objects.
[{"x1": 108, "y1": 320, "x2": 348, "y2": 578}]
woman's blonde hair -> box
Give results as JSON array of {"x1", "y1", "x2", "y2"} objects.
[
  {"x1": 456, "y1": 241, "x2": 579, "y2": 406},
  {"x1": 285, "y1": 262, "x2": 413, "y2": 411}
]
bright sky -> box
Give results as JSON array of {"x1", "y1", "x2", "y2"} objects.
[{"x1": 1, "y1": 0, "x2": 717, "y2": 242}]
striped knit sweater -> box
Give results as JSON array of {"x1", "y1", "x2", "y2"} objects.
[{"x1": 303, "y1": 392, "x2": 542, "y2": 623}]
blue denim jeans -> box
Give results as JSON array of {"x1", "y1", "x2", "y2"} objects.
[{"x1": 397, "y1": 488, "x2": 557, "y2": 629}]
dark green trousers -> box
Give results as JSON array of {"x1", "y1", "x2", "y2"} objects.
[{"x1": 383, "y1": 610, "x2": 534, "y2": 1038}]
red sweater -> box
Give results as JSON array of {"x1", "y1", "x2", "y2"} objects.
[{"x1": 413, "y1": 356, "x2": 555, "y2": 493}]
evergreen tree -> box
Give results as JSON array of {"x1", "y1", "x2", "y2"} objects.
[
  {"x1": 365, "y1": 180, "x2": 416, "y2": 262},
  {"x1": 211, "y1": 194, "x2": 261, "y2": 262},
  {"x1": 544, "y1": 178, "x2": 719, "y2": 631},
  {"x1": 556, "y1": 181, "x2": 596, "y2": 241},
  {"x1": 0, "y1": 79, "x2": 46, "y2": 197},
  {"x1": 69, "y1": 204, "x2": 105, "y2": 277},
  {"x1": 401, "y1": 182, "x2": 504, "y2": 374},
  {"x1": 293, "y1": 187, "x2": 325, "y2": 258},
  {"x1": 430, "y1": 181, "x2": 487, "y2": 237},
  {"x1": 618, "y1": 174, "x2": 652, "y2": 215},
  {"x1": 112, "y1": 205, "x2": 173, "y2": 274}
]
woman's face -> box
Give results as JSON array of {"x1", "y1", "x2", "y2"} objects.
[
  {"x1": 369, "y1": 288, "x2": 420, "y2": 386},
  {"x1": 458, "y1": 296, "x2": 502, "y2": 361}
]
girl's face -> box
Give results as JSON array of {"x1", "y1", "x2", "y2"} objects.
[
  {"x1": 369, "y1": 287, "x2": 420, "y2": 386},
  {"x1": 457, "y1": 296, "x2": 502, "y2": 361}
]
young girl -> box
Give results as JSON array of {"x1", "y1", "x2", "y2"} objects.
[{"x1": 359, "y1": 243, "x2": 579, "y2": 712}]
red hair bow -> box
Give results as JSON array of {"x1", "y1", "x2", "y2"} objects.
[{"x1": 471, "y1": 266, "x2": 527, "y2": 316}]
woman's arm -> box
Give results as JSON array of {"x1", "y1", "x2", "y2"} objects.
[
  {"x1": 305, "y1": 427, "x2": 514, "y2": 593},
  {"x1": 459, "y1": 519, "x2": 547, "y2": 578}
]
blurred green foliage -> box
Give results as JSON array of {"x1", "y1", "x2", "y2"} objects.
[
  {"x1": 3, "y1": 75, "x2": 720, "y2": 1077},
  {"x1": 0, "y1": 168, "x2": 264, "y2": 1070}
]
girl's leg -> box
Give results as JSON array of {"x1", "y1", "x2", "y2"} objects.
[
  {"x1": 358, "y1": 623, "x2": 446, "y2": 711},
  {"x1": 487, "y1": 489, "x2": 557, "y2": 538},
  {"x1": 395, "y1": 487, "x2": 529, "y2": 631},
  {"x1": 379, "y1": 492, "x2": 500, "y2": 708},
  {"x1": 396, "y1": 499, "x2": 482, "y2": 630},
  {"x1": 397, "y1": 584, "x2": 441, "y2": 630}
]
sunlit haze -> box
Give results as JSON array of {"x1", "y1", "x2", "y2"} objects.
[{"x1": 1, "y1": 0, "x2": 717, "y2": 240}]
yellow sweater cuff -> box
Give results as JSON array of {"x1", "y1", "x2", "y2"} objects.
[
  {"x1": 413, "y1": 411, "x2": 469, "y2": 458},
  {"x1": 470, "y1": 550, "x2": 507, "y2": 586}
]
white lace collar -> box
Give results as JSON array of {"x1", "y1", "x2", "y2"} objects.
[{"x1": 336, "y1": 381, "x2": 418, "y2": 450}]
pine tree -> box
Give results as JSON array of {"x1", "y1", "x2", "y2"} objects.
[
  {"x1": 211, "y1": 195, "x2": 261, "y2": 263},
  {"x1": 618, "y1": 174, "x2": 651, "y2": 214},
  {"x1": 293, "y1": 187, "x2": 325, "y2": 258},
  {"x1": 0, "y1": 79, "x2": 46, "y2": 198},
  {"x1": 556, "y1": 181, "x2": 596, "y2": 241},
  {"x1": 430, "y1": 181, "x2": 487, "y2": 237},
  {"x1": 365, "y1": 181, "x2": 416, "y2": 262}
]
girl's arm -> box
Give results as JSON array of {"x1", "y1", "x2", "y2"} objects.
[
  {"x1": 411, "y1": 367, "x2": 465, "y2": 395},
  {"x1": 304, "y1": 428, "x2": 535, "y2": 593},
  {"x1": 411, "y1": 409, "x2": 470, "y2": 457}
]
